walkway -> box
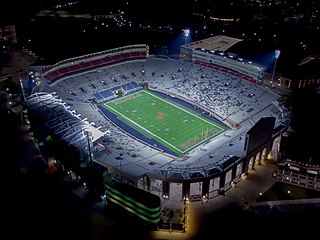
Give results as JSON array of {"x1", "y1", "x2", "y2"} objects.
[{"x1": 151, "y1": 159, "x2": 278, "y2": 240}]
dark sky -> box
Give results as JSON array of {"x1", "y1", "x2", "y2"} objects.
[
  {"x1": 0, "y1": 1, "x2": 38, "y2": 25},
  {"x1": 0, "y1": 0, "x2": 193, "y2": 25}
]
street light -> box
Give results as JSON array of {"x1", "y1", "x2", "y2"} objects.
[{"x1": 271, "y1": 49, "x2": 281, "y2": 87}]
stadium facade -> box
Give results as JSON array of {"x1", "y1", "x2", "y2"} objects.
[{"x1": 22, "y1": 39, "x2": 290, "y2": 208}]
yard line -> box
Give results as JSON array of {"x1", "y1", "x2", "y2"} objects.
[
  {"x1": 181, "y1": 128, "x2": 224, "y2": 153},
  {"x1": 142, "y1": 90, "x2": 225, "y2": 131},
  {"x1": 139, "y1": 91, "x2": 226, "y2": 153},
  {"x1": 105, "y1": 104, "x2": 183, "y2": 153},
  {"x1": 105, "y1": 89, "x2": 226, "y2": 154}
]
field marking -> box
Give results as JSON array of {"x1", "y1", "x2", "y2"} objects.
[
  {"x1": 105, "y1": 104, "x2": 183, "y2": 153},
  {"x1": 105, "y1": 89, "x2": 226, "y2": 154},
  {"x1": 142, "y1": 90, "x2": 225, "y2": 131},
  {"x1": 181, "y1": 128, "x2": 223, "y2": 153}
]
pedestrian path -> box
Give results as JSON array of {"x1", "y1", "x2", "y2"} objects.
[{"x1": 150, "y1": 159, "x2": 278, "y2": 240}]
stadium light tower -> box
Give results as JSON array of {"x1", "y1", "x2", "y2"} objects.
[
  {"x1": 183, "y1": 29, "x2": 190, "y2": 45},
  {"x1": 271, "y1": 49, "x2": 281, "y2": 87}
]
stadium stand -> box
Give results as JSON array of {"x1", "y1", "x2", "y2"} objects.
[{"x1": 23, "y1": 42, "x2": 290, "y2": 207}]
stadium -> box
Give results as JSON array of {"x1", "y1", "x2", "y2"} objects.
[{"x1": 22, "y1": 36, "x2": 290, "y2": 226}]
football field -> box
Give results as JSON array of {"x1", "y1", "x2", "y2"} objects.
[{"x1": 102, "y1": 90, "x2": 227, "y2": 155}]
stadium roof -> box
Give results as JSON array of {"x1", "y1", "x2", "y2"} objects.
[
  {"x1": 183, "y1": 35, "x2": 243, "y2": 52},
  {"x1": 25, "y1": 92, "x2": 99, "y2": 151}
]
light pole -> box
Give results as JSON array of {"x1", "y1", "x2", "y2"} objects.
[
  {"x1": 271, "y1": 49, "x2": 281, "y2": 87},
  {"x1": 183, "y1": 29, "x2": 190, "y2": 45},
  {"x1": 85, "y1": 130, "x2": 93, "y2": 165}
]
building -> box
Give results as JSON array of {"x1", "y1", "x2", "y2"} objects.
[{"x1": 21, "y1": 39, "x2": 293, "y2": 226}]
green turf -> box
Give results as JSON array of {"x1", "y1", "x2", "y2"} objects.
[{"x1": 101, "y1": 89, "x2": 227, "y2": 155}]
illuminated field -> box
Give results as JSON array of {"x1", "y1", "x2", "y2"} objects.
[{"x1": 101, "y1": 89, "x2": 227, "y2": 155}]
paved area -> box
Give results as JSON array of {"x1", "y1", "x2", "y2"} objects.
[
  {"x1": 150, "y1": 159, "x2": 320, "y2": 240},
  {"x1": 52, "y1": 158, "x2": 279, "y2": 240},
  {"x1": 151, "y1": 159, "x2": 278, "y2": 240}
]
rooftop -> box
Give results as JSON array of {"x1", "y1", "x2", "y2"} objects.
[{"x1": 183, "y1": 35, "x2": 243, "y2": 52}]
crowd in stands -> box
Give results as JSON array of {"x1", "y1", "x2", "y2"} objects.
[{"x1": 37, "y1": 51, "x2": 287, "y2": 180}]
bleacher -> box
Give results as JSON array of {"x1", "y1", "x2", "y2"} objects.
[
  {"x1": 194, "y1": 60, "x2": 257, "y2": 84},
  {"x1": 121, "y1": 81, "x2": 141, "y2": 94},
  {"x1": 93, "y1": 90, "x2": 116, "y2": 103},
  {"x1": 92, "y1": 82, "x2": 141, "y2": 103},
  {"x1": 192, "y1": 48, "x2": 266, "y2": 81},
  {"x1": 42, "y1": 44, "x2": 149, "y2": 84},
  {"x1": 43, "y1": 54, "x2": 286, "y2": 181}
]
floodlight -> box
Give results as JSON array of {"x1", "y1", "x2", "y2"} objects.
[
  {"x1": 271, "y1": 49, "x2": 281, "y2": 86},
  {"x1": 184, "y1": 29, "x2": 190, "y2": 37}
]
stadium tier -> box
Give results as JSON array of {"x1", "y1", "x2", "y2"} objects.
[
  {"x1": 42, "y1": 44, "x2": 149, "y2": 84},
  {"x1": 24, "y1": 43, "x2": 290, "y2": 205},
  {"x1": 192, "y1": 48, "x2": 266, "y2": 81}
]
